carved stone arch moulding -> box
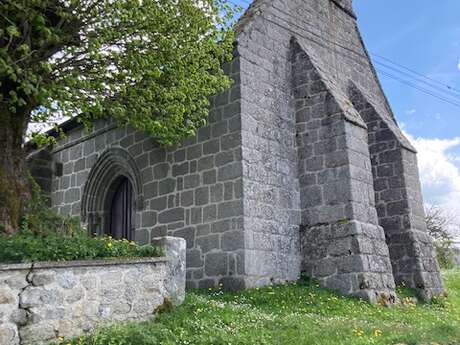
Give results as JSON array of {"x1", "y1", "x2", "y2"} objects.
[{"x1": 81, "y1": 147, "x2": 144, "y2": 234}]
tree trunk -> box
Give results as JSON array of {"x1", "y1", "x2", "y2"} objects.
[{"x1": 0, "y1": 108, "x2": 31, "y2": 234}]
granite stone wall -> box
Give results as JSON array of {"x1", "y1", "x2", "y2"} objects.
[
  {"x1": 348, "y1": 85, "x2": 444, "y2": 298},
  {"x1": 26, "y1": 0, "x2": 444, "y2": 301},
  {"x1": 26, "y1": 57, "x2": 245, "y2": 290},
  {"x1": 0, "y1": 237, "x2": 185, "y2": 345},
  {"x1": 291, "y1": 40, "x2": 395, "y2": 301},
  {"x1": 233, "y1": 0, "x2": 442, "y2": 298},
  {"x1": 236, "y1": 19, "x2": 302, "y2": 286}
]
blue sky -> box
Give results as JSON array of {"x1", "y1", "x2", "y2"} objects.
[
  {"x1": 355, "y1": 0, "x2": 460, "y2": 234},
  {"x1": 355, "y1": 0, "x2": 460, "y2": 140}
]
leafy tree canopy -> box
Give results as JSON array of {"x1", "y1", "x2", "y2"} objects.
[{"x1": 1, "y1": 0, "x2": 235, "y2": 145}]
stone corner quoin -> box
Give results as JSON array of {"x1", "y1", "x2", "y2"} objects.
[{"x1": 27, "y1": 0, "x2": 443, "y2": 303}]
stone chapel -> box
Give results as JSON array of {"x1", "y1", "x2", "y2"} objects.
[{"x1": 27, "y1": 0, "x2": 444, "y2": 302}]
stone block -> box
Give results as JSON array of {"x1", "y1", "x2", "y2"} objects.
[
  {"x1": 203, "y1": 170, "x2": 217, "y2": 185},
  {"x1": 0, "y1": 288, "x2": 15, "y2": 304},
  {"x1": 300, "y1": 186, "x2": 322, "y2": 208},
  {"x1": 158, "y1": 208, "x2": 184, "y2": 223},
  {"x1": 74, "y1": 158, "x2": 86, "y2": 172},
  {"x1": 224, "y1": 182, "x2": 233, "y2": 200},
  {"x1": 210, "y1": 184, "x2": 224, "y2": 203},
  {"x1": 197, "y1": 224, "x2": 211, "y2": 237},
  {"x1": 184, "y1": 174, "x2": 200, "y2": 189},
  {"x1": 187, "y1": 144, "x2": 202, "y2": 160},
  {"x1": 196, "y1": 235, "x2": 220, "y2": 253},
  {"x1": 141, "y1": 167, "x2": 154, "y2": 183},
  {"x1": 205, "y1": 252, "x2": 228, "y2": 276},
  {"x1": 30, "y1": 273, "x2": 55, "y2": 287},
  {"x1": 211, "y1": 219, "x2": 231, "y2": 233},
  {"x1": 173, "y1": 227, "x2": 196, "y2": 249},
  {"x1": 212, "y1": 121, "x2": 228, "y2": 138},
  {"x1": 134, "y1": 229, "x2": 150, "y2": 244},
  {"x1": 203, "y1": 139, "x2": 220, "y2": 155},
  {"x1": 218, "y1": 162, "x2": 242, "y2": 181},
  {"x1": 144, "y1": 181, "x2": 158, "y2": 199},
  {"x1": 218, "y1": 201, "x2": 243, "y2": 219},
  {"x1": 221, "y1": 231, "x2": 244, "y2": 251},
  {"x1": 142, "y1": 211, "x2": 157, "y2": 227},
  {"x1": 221, "y1": 133, "x2": 241, "y2": 151},
  {"x1": 386, "y1": 201, "x2": 408, "y2": 216},
  {"x1": 159, "y1": 179, "x2": 176, "y2": 195},
  {"x1": 154, "y1": 163, "x2": 170, "y2": 179},
  {"x1": 187, "y1": 249, "x2": 204, "y2": 268},
  {"x1": 198, "y1": 156, "x2": 214, "y2": 171},
  {"x1": 172, "y1": 162, "x2": 189, "y2": 177},
  {"x1": 313, "y1": 258, "x2": 336, "y2": 277},
  {"x1": 180, "y1": 190, "x2": 194, "y2": 207},
  {"x1": 195, "y1": 187, "x2": 209, "y2": 206},
  {"x1": 150, "y1": 196, "x2": 167, "y2": 211},
  {"x1": 174, "y1": 149, "x2": 186, "y2": 163},
  {"x1": 197, "y1": 126, "x2": 211, "y2": 142},
  {"x1": 203, "y1": 205, "x2": 217, "y2": 222}
]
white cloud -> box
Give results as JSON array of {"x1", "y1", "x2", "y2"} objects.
[
  {"x1": 405, "y1": 109, "x2": 417, "y2": 115},
  {"x1": 458, "y1": 59, "x2": 460, "y2": 71},
  {"x1": 404, "y1": 131, "x2": 460, "y2": 240}
]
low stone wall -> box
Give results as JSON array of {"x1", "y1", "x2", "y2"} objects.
[{"x1": 0, "y1": 236, "x2": 185, "y2": 345}]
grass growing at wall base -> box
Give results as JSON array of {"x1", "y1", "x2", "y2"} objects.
[{"x1": 56, "y1": 270, "x2": 460, "y2": 345}]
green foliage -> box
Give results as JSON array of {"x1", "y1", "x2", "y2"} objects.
[
  {"x1": 435, "y1": 240, "x2": 455, "y2": 270},
  {"x1": 1, "y1": 0, "x2": 237, "y2": 145},
  {"x1": 0, "y1": 229, "x2": 161, "y2": 263},
  {"x1": 0, "y1": 180, "x2": 162, "y2": 263},
  {"x1": 23, "y1": 178, "x2": 83, "y2": 237},
  {"x1": 425, "y1": 206, "x2": 456, "y2": 270},
  {"x1": 54, "y1": 270, "x2": 460, "y2": 345}
]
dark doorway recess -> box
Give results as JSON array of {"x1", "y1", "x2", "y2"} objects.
[{"x1": 106, "y1": 176, "x2": 134, "y2": 240}]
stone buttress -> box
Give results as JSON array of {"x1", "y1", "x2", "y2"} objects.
[
  {"x1": 235, "y1": 0, "x2": 443, "y2": 300},
  {"x1": 27, "y1": 0, "x2": 444, "y2": 301}
]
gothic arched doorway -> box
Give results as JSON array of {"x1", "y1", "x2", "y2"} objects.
[
  {"x1": 105, "y1": 176, "x2": 134, "y2": 240},
  {"x1": 81, "y1": 148, "x2": 144, "y2": 238}
]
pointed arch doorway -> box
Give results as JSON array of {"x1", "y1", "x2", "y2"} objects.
[
  {"x1": 106, "y1": 176, "x2": 134, "y2": 240},
  {"x1": 81, "y1": 148, "x2": 144, "y2": 240}
]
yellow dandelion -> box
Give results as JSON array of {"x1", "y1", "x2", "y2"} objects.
[
  {"x1": 373, "y1": 329, "x2": 383, "y2": 337},
  {"x1": 353, "y1": 329, "x2": 365, "y2": 337},
  {"x1": 107, "y1": 242, "x2": 113, "y2": 248}
]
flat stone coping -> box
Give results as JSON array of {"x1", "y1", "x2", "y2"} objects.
[{"x1": 0, "y1": 256, "x2": 168, "y2": 272}]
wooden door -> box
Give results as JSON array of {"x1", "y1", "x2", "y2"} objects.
[{"x1": 108, "y1": 177, "x2": 134, "y2": 240}]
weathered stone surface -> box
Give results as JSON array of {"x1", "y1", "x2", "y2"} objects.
[
  {"x1": 26, "y1": 0, "x2": 443, "y2": 301},
  {"x1": 151, "y1": 236, "x2": 186, "y2": 305},
  {"x1": 0, "y1": 238, "x2": 185, "y2": 345}
]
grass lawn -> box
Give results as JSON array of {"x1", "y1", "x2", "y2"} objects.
[{"x1": 60, "y1": 270, "x2": 460, "y2": 345}]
